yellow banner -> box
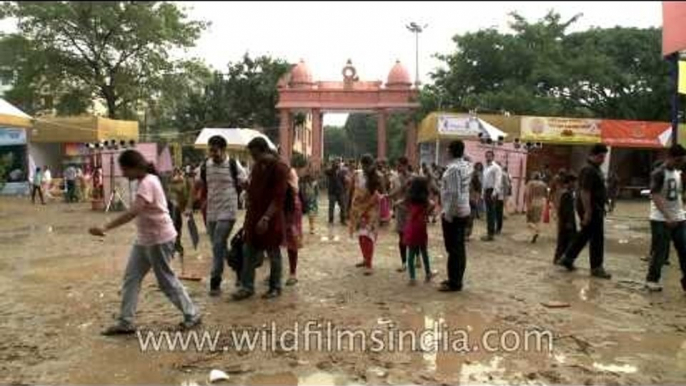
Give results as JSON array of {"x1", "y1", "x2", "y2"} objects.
[
  {"x1": 520, "y1": 116, "x2": 601, "y2": 144},
  {"x1": 680, "y1": 61, "x2": 686, "y2": 95}
]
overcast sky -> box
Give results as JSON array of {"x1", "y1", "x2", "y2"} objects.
[
  {"x1": 1, "y1": 2, "x2": 664, "y2": 126},
  {"x1": 177, "y1": 1, "x2": 662, "y2": 125}
]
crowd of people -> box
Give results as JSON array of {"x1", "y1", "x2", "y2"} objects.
[
  {"x1": 84, "y1": 135, "x2": 686, "y2": 336},
  {"x1": 29, "y1": 164, "x2": 99, "y2": 204}
]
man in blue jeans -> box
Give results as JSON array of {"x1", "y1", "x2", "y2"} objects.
[{"x1": 197, "y1": 135, "x2": 247, "y2": 296}]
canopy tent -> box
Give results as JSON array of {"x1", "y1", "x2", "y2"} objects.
[
  {"x1": 194, "y1": 128, "x2": 276, "y2": 151},
  {"x1": 417, "y1": 112, "x2": 508, "y2": 143},
  {"x1": 0, "y1": 98, "x2": 32, "y2": 129}
]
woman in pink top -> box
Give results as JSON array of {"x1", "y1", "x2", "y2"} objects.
[{"x1": 89, "y1": 150, "x2": 200, "y2": 335}]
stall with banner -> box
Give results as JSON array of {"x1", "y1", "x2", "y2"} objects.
[
  {"x1": 601, "y1": 120, "x2": 672, "y2": 198},
  {"x1": 418, "y1": 112, "x2": 529, "y2": 212},
  {"x1": 0, "y1": 99, "x2": 32, "y2": 195},
  {"x1": 519, "y1": 116, "x2": 609, "y2": 178},
  {"x1": 0, "y1": 128, "x2": 29, "y2": 195}
]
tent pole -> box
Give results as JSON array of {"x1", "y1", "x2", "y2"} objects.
[
  {"x1": 435, "y1": 138, "x2": 440, "y2": 165},
  {"x1": 670, "y1": 52, "x2": 680, "y2": 145}
]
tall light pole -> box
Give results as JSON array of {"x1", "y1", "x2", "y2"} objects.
[{"x1": 406, "y1": 22, "x2": 428, "y2": 88}]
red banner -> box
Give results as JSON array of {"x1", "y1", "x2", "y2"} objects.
[
  {"x1": 663, "y1": 2, "x2": 686, "y2": 56},
  {"x1": 601, "y1": 120, "x2": 672, "y2": 148}
]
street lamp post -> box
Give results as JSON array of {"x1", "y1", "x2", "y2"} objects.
[{"x1": 406, "y1": 22, "x2": 428, "y2": 88}]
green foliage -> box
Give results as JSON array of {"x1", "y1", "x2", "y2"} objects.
[
  {"x1": 322, "y1": 113, "x2": 409, "y2": 161},
  {"x1": 424, "y1": 11, "x2": 671, "y2": 121},
  {"x1": 291, "y1": 152, "x2": 307, "y2": 169},
  {"x1": 0, "y1": 153, "x2": 14, "y2": 191},
  {"x1": 0, "y1": 1, "x2": 208, "y2": 119},
  {"x1": 176, "y1": 54, "x2": 291, "y2": 143}
]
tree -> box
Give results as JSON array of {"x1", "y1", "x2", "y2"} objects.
[
  {"x1": 424, "y1": 11, "x2": 671, "y2": 121},
  {"x1": 323, "y1": 126, "x2": 348, "y2": 159},
  {"x1": 176, "y1": 54, "x2": 291, "y2": 142},
  {"x1": 0, "y1": 1, "x2": 208, "y2": 119}
]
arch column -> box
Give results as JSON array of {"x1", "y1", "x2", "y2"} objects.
[
  {"x1": 311, "y1": 108, "x2": 322, "y2": 170},
  {"x1": 405, "y1": 118, "x2": 418, "y2": 167},
  {"x1": 279, "y1": 109, "x2": 292, "y2": 162},
  {"x1": 377, "y1": 109, "x2": 387, "y2": 160}
]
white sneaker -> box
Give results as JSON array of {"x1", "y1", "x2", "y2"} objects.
[{"x1": 645, "y1": 281, "x2": 663, "y2": 292}]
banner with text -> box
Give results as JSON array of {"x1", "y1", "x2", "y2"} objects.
[
  {"x1": 437, "y1": 115, "x2": 481, "y2": 136},
  {"x1": 520, "y1": 116, "x2": 601, "y2": 144},
  {"x1": 601, "y1": 120, "x2": 672, "y2": 148}
]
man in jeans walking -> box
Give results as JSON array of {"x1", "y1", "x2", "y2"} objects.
[
  {"x1": 645, "y1": 144, "x2": 686, "y2": 292},
  {"x1": 559, "y1": 144, "x2": 612, "y2": 279},
  {"x1": 200, "y1": 135, "x2": 247, "y2": 296},
  {"x1": 233, "y1": 137, "x2": 290, "y2": 301},
  {"x1": 439, "y1": 140, "x2": 473, "y2": 292},
  {"x1": 326, "y1": 159, "x2": 347, "y2": 225},
  {"x1": 481, "y1": 150, "x2": 502, "y2": 241}
]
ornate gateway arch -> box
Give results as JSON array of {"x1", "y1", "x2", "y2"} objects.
[{"x1": 276, "y1": 59, "x2": 420, "y2": 167}]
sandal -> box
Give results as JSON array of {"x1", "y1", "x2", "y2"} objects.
[
  {"x1": 101, "y1": 322, "x2": 136, "y2": 336},
  {"x1": 285, "y1": 277, "x2": 298, "y2": 286},
  {"x1": 355, "y1": 262, "x2": 366, "y2": 268}
]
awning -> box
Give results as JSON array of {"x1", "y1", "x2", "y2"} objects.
[
  {"x1": 0, "y1": 98, "x2": 32, "y2": 129},
  {"x1": 601, "y1": 120, "x2": 673, "y2": 148},
  {"x1": 194, "y1": 128, "x2": 277, "y2": 151},
  {"x1": 417, "y1": 112, "x2": 508, "y2": 143}
]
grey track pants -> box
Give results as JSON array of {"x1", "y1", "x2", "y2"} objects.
[{"x1": 119, "y1": 241, "x2": 198, "y2": 325}]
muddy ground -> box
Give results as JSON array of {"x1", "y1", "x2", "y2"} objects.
[{"x1": 1, "y1": 196, "x2": 686, "y2": 385}]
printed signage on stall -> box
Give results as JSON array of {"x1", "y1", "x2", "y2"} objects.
[
  {"x1": 0, "y1": 128, "x2": 27, "y2": 146},
  {"x1": 520, "y1": 116, "x2": 601, "y2": 144},
  {"x1": 437, "y1": 115, "x2": 481, "y2": 136}
]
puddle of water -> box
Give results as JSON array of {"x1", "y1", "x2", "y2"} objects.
[{"x1": 592, "y1": 362, "x2": 638, "y2": 374}]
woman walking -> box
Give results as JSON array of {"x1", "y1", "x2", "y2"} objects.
[
  {"x1": 284, "y1": 167, "x2": 303, "y2": 286},
  {"x1": 89, "y1": 150, "x2": 200, "y2": 335},
  {"x1": 300, "y1": 168, "x2": 320, "y2": 235},
  {"x1": 348, "y1": 154, "x2": 383, "y2": 276}
]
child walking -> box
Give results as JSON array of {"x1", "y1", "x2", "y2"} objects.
[
  {"x1": 89, "y1": 150, "x2": 200, "y2": 335},
  {"x1": 300, "y1": 170, "x2": 319, "y2": 235},
  {"x1": 403, "y1": 176, "x2": 435, "y2": 285},
  {"x1": 554, "y1": 173, "x2": 578, "y2": 265}
]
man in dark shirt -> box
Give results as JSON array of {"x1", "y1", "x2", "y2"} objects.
[
  {"x1": 326, "y1": 159, "x2": 347, "y2": 225},
  {"x1": 559, "y1": 144, "x2": 612, "y2": 279},
  {"x1": 554, "y1": 173, "x2": 577, "y2": 264},
  {"x1": 232, "y1": 138, "x2": 290, "y2": 301}
]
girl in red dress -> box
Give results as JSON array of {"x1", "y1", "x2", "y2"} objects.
[{"x1": 403, "y1": 176, "x2": 435, "y2": 285}]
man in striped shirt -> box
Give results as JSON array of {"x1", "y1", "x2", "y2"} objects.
[
  {"x1": 203, "y1": 135, "x2": 248, "y2": 296},
  {"x1": 439, "y1": 140, "x2": 473, "y2": 292}
]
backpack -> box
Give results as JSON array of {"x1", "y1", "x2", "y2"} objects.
[{"x1": 200, "y1": 157, "x2": 242, "y2": 197}]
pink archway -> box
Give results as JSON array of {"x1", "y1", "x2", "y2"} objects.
[{"x1": 276, "y1": 59, "x2": 420, "y2": 168}]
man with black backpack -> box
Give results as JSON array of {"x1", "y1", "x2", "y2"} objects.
[{"x1": 197, "y1": 135, "x2": 247, "y2": 297}]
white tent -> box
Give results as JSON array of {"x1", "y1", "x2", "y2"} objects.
[
  {"x1": 194, "y1": 128, "x2": 276, "y2": 151},
  {"x1": 0, "y1": 98, "x2": 32, "y2": 128}
]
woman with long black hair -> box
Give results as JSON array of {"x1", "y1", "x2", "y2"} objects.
[{"x1": 89, "y1": 150, "x2": 201, "y2": 335}]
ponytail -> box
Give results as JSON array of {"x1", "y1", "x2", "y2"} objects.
[
  {"x1": 118, "y1": 149, "x2": 157, "y2": 176},
  {"x1": 146, "y1": 162, "x2": 159, "y2": 176}
]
